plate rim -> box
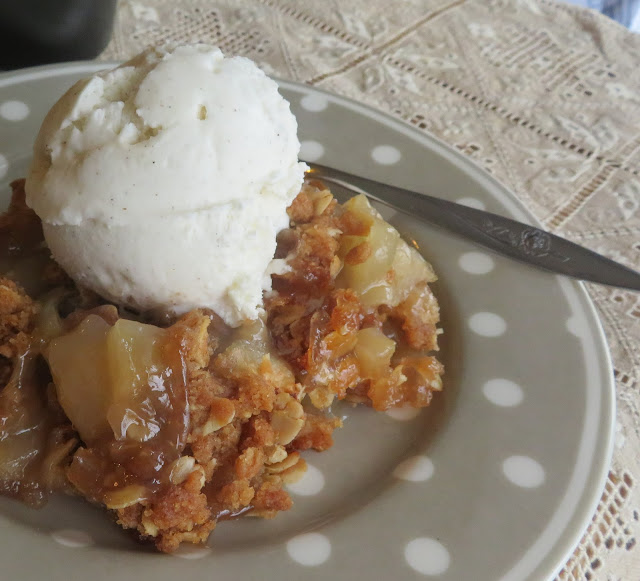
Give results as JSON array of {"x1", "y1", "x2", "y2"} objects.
[{"x1": 0, "y1": 61, "x2": 616, "y2": 581}]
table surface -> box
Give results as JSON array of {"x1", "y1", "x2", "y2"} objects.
[{"x1": 100, "y1": 1, "x2": 640, "y2": 579}]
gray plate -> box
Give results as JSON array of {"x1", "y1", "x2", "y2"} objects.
[{"x1": 0, "y1": 63, "x2": 614, "y2": 581}]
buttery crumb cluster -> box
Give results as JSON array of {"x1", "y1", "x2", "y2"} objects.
[{"x1": 0, "y1": 179, "x2": 443, "y2": 553}]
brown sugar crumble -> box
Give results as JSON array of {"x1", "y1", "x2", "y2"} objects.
[{"x1": 0, "y1": 179, "x2": 444, "y2": 552}]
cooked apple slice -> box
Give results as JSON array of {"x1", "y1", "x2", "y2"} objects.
[
  {"x1": 46, "y1": 315, "x2": 171, "y2": 444},
  {"x1": 353, "y1": 327, "x2": 396, "y2": 377},
  {"x1": 337, "y1": 195, "x2": 436, "y2": 307},
  {"x1": 45, "y1": 314, "x2": 112, "y2": 443},
  {"x1": 106, "y1": 319, "x2": 165, "y2": 441}
]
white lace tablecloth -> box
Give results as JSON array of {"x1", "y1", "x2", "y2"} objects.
[{"x1": 100, "y1": 1, "x2": 640, "y2": 578}]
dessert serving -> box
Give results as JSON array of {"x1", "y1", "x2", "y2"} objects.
[{"x1": 0, "y1": 44, "x2": 444, "y2": 553}]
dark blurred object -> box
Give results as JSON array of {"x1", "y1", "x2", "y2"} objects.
[{"x1": 0, "y1": 0, "x2": 117, "y2": 70}]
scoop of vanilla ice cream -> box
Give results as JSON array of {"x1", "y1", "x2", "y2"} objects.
[{"x1": 25, "y1": 44, "x2": 306, "y2": 326}]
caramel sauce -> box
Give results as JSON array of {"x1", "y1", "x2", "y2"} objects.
[
  {"x1": 0, "y1": 301, "x2": 190, "y2": 508},
  {"x1": 64, "y1": 324, "x2": 189, "y2": 507},
  {"x1": 0, "y1": 349, "x2": 67, "y2": 507},
  {"x1": 0, "y1": 180, "x2": 52, "y2": 296}
]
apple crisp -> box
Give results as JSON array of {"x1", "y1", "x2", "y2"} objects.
[{"x1": 0, "y1": 178, "x2": 443, "y2": 552}]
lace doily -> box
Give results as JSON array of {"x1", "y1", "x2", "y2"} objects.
[{"x1": 100, "y1": 1, "x2": 640, "y2": 578}]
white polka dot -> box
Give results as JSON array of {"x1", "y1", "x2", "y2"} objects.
[
  {"x1": 386, "y1": 405, "x2": 421, "y2": 421},
  {"x1": 483, "y1": 378, "x2": 524, "y2": 407},
  {"x1": 405, "y1": 537, "x2": 450, "y2": 575},
  {"x1": 468, "y1": 312, "x2": 507, "y2": 337},
  {"x1": 371, "y1": 145, "x2": 402, "y2": 165},
  {"x1": 393, "y1": 455, "x2": 434, "y2": 482},
  {"x1": 0, "y1": 100, "x2": 29, "y2": 121},
  {"x1": 286, "y1": 533, "x2": 331, "y2": 566},
  {"x1": 0, "y1": 154, "x2": 7, "y2": 180},
  {"x1": 456, "y1": 197, "x2": 486, "y2": 210},
  {"x1": 503, "y1": 455, "x2": 545, "y2": 488},
  {"x1": 299, "y1": 140, "x2": 325, "y2": 162},
  {"x1": 51, "y1": 529, "x2": 94, "y2": 548},
  {"x1": 458, "y1": 251, "x2": 495, "y2": 274},
  {"x1": 300, "y1": 94, "x2": 329, "y2": 112},
  {"x1": 174, "y1": 544, "x2": 211, "y2": 559},
  {"x1": 287, "y1": 463, "x2": 325, "y2": 496}
]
